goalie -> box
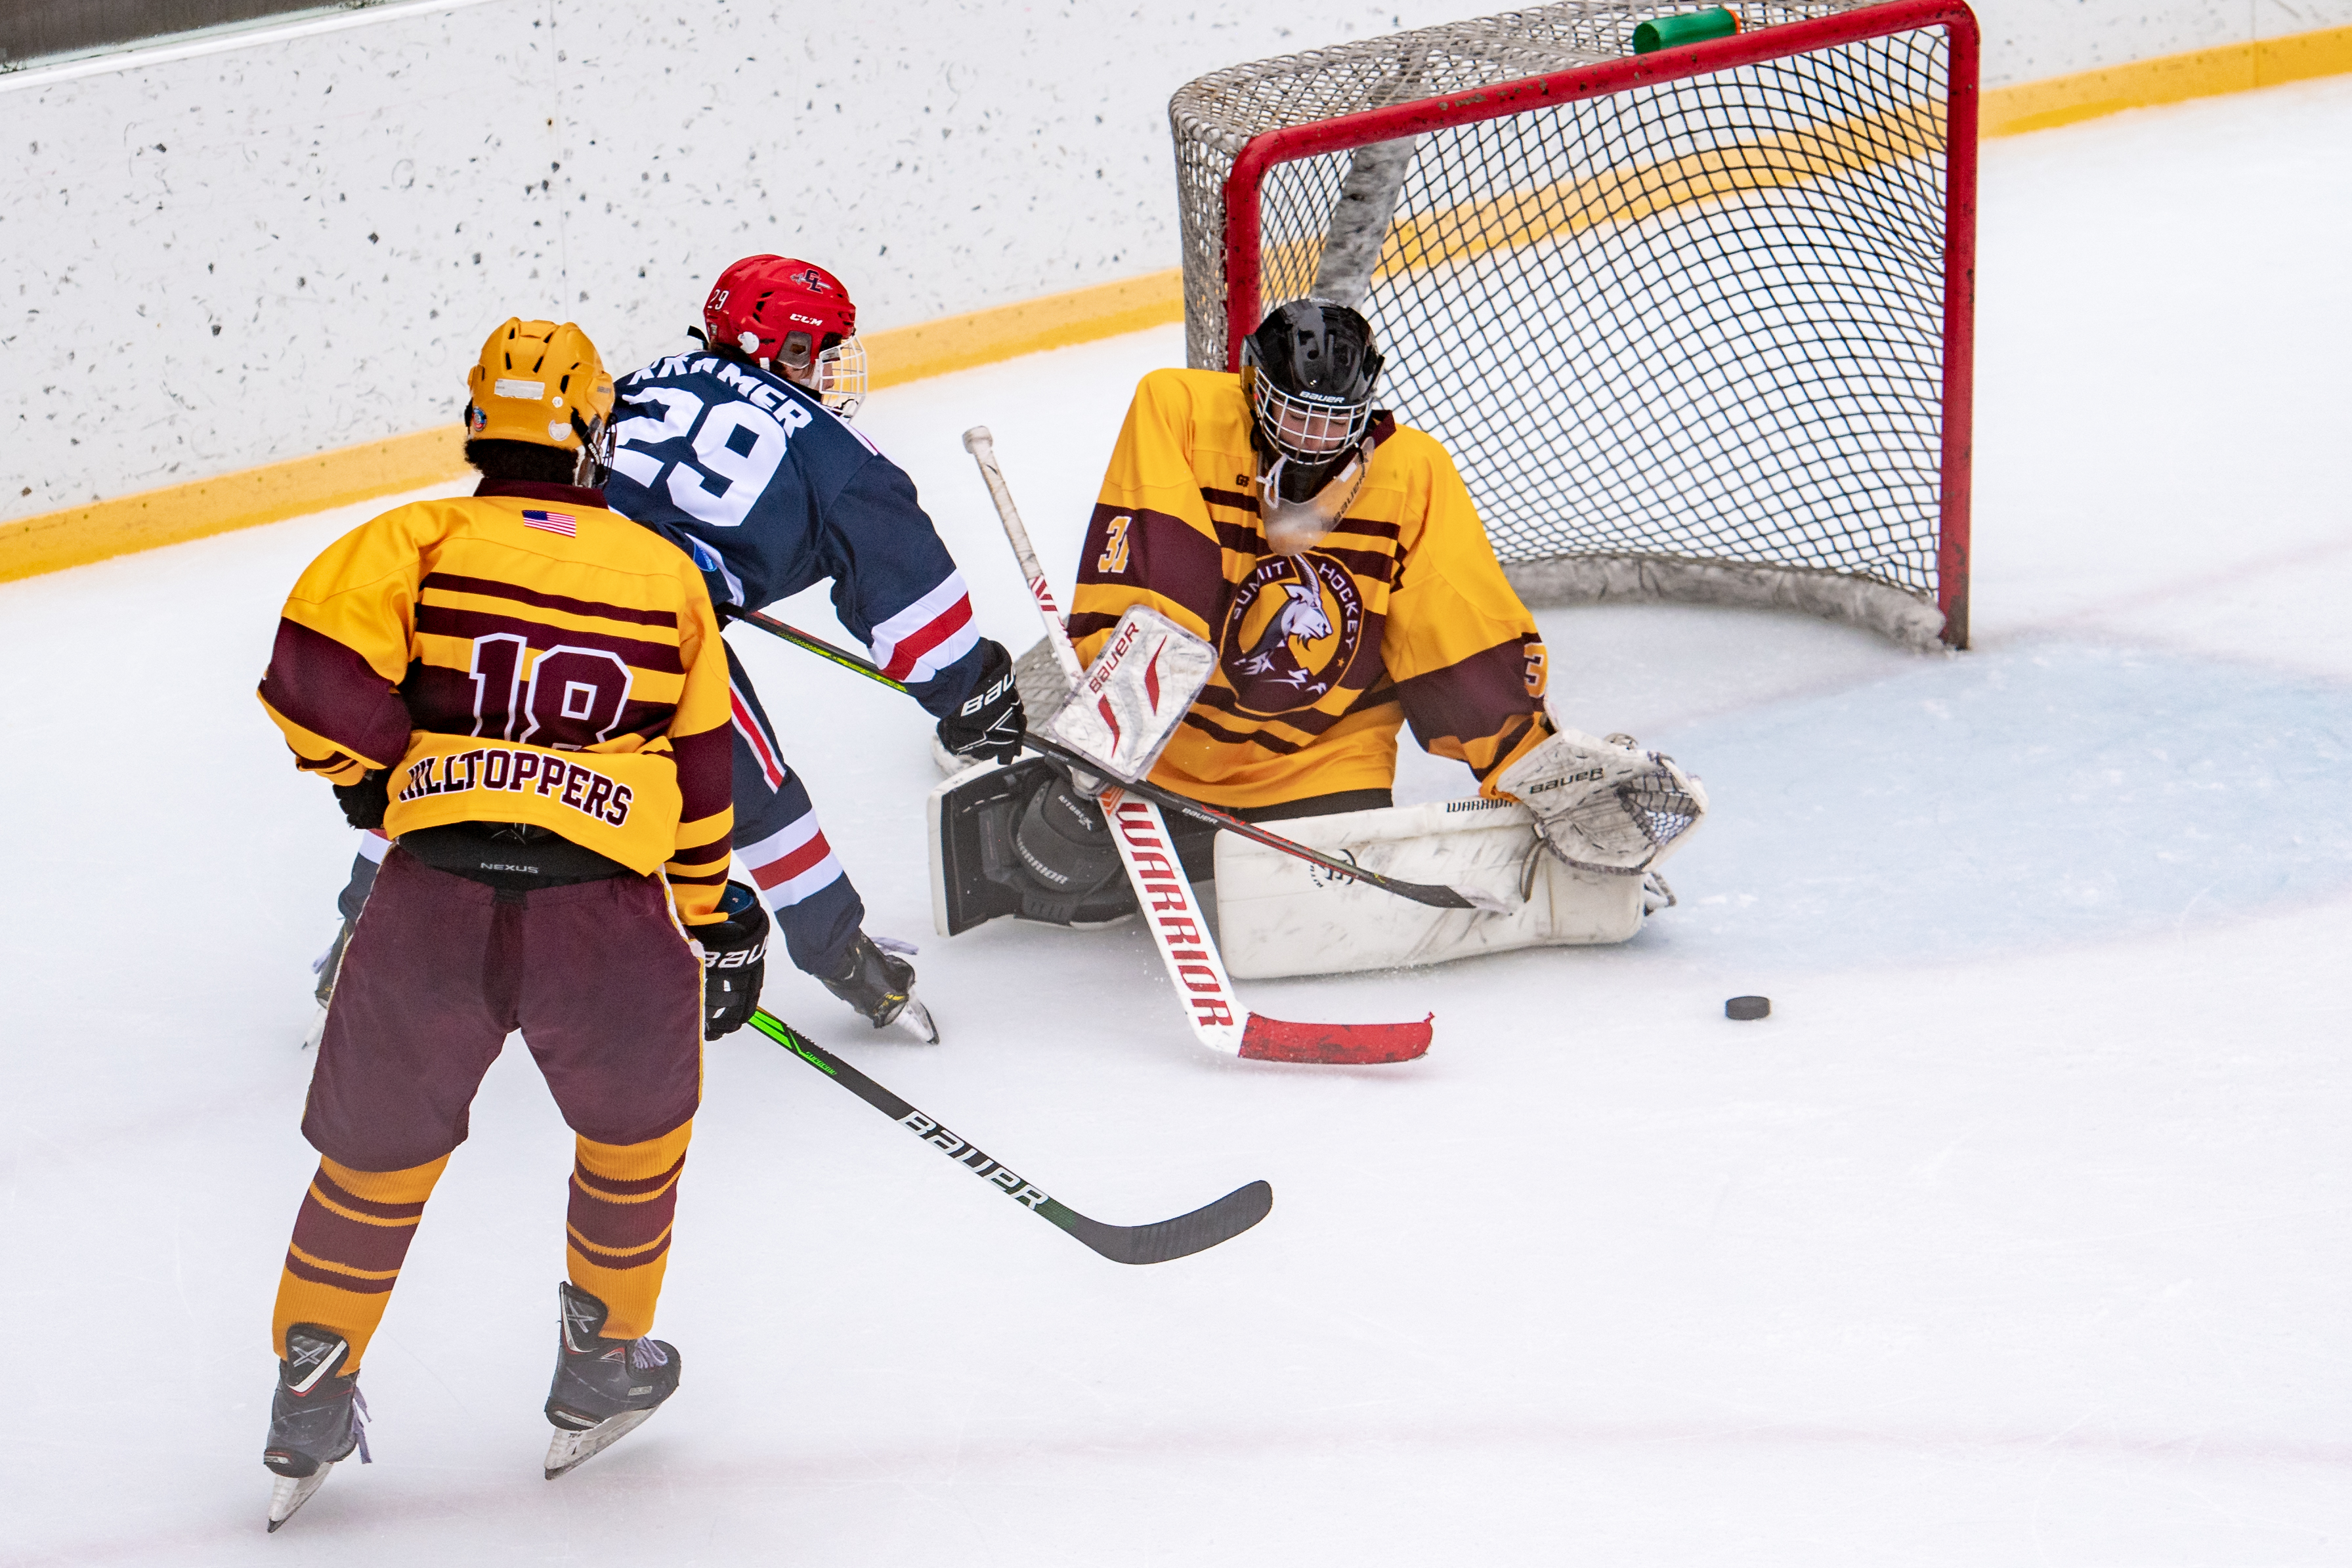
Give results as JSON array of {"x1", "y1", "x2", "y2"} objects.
[{"x1": 934, "y1": 299, "x2": 1706, "y2": 978}]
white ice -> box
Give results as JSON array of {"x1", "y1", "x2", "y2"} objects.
[{"x1": 3, "y1": 77, "x2": 2349, "y2": 1566}]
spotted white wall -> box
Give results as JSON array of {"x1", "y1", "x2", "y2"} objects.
[
  {"x1": 5, "y1": 0, "x2": 2347, "y2": 523},
  {"x1": 1977, "y1": 0, "x2": 2352, "y2": 84}
]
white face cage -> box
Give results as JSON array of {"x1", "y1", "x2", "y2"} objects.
[
  {"x1": 1246, "y1": 363, "x2": 1373, "y2": 464},
  {"x1": 816, "y1": 336, "x2": 867, "y2": 418},
  {"x1": 754, "y1": 330, "x2": 867, "y2": 419}
]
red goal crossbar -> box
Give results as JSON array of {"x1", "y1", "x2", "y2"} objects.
[{"x1": 1214, "y1": 0, "x2": 1980, "y2": 647}]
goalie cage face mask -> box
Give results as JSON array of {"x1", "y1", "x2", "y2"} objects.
[{"x1": 1243, "y1": 299, "x2": 1382, "y2": 505}]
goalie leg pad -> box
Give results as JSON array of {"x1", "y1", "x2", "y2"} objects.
[{"x1": 1213, "y1": 796, "x2": 1650, "y2": 979}]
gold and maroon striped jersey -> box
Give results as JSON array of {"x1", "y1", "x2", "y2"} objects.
[
  {"x1": 258, "y1": 481, "x2": 735, "y2": 924},
  {"x1": 1068, "y1": 368, "x2": 1553, "y2": 811}
]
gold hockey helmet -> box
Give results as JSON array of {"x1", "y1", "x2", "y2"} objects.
[{"x1": 463, "y1": 318, "x2": 615, "y2": 451}]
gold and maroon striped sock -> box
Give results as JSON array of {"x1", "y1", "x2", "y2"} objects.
[
  {"x1": 564, "y1": 1122, "x2": 693, "y2": 1341},
  {"x1": 270, "y1": 1154, "x2": 448, "y2": 1372}
]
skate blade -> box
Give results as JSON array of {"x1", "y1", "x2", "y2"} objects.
[
  {"x1": 265, "y1": 1464, "x2": 333, "y2": 1531},
  {"x1": 544, "y1": 1407, "x2": 656, "y2": 1479},
  {"x1": 301, "y1": 1007, "x2": 328, "y2": 1051},
  {"x1": 891, "y1": 994, "x2": 941, "y2": 1045}
]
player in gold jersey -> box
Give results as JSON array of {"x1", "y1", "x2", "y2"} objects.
[
  {"x1": 962, "y1": 300, "x2": 1705, "y2": 969},
  {"x1": 251, "y1": 320, "x2": 759, "y2": 1527}
]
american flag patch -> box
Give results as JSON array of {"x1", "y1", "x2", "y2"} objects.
[{"x1": 523, "y1": 509, "x2": 578, "y2": 538}]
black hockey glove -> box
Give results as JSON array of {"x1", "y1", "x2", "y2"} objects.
[
  {"x1": 695, "y1": 881, "x2": 769, "y2": 1039},
  {"x1": 933, "y1": 639, "x2": 1026, "y2": 766},
  {"x1": 332, "y1": 770, "x2": 389, "y2": 831}
]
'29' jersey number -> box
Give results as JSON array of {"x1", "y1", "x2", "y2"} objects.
[{"x1": 608, "y1": 382, "x2": 814, "y2": 528}]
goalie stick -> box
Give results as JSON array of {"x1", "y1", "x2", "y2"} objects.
[
  {"x1": 748, "y1": 1011, "x2": 1272, "y2": 1263},
  {"x1": 722, "y1": 604, "x2": 1503, "y2": 914},
  {"x1": 959, "y1": 426, "x2": 1432, "y2": 1066}
]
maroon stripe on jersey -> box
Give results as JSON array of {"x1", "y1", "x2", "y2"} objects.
[
  {"x1": 422, "y1": 572, "x2": 679, "y2": 629},
  {"x1": 1075, "y1": 503, "x2": 1228, "y2": 627},
  {"x1": 671, "y1": 725, "x2": 732, "y2": 826},
  {"x1": 1199, "y1": 490, "x2": 1403, "y2": 547},
  {"x1": 283, "y1": 1249, "x2": 400, "y2": 1294},
  {"x1": 1193, "y1": 684, "x2": 1361, "y2": 738},
  {"x1": 1208, "y1": 517, "x2": 1265, "y2": 554},
  {"x1": 261, "y1": 618, "x2": 414, "y2": 769},
  {"x1": 395, "y1": 671, "x2": 672, "y2": 746},
  {"x1": 668, "y1": 830, "x2": 731, "y2": 868},
  {"x1": 665, "y1": 867, "x2": 729, "y2": 887},
  {"x1": 312, "y1": 1171, "x2": 429, "y2": 1222},
  {"x1": 574, "y1": 1150, "x2": 687, "y2": 1200},
  {"x1": 1394, "y1": 635, "x2": 1547, "y2": 758},
  {"x1": 1315, "y1": 545, "x2": 1403, "y2": 585},
  {"x1": 413, "y1": 604, "x2": 685, "y2": 674},
  {"x1": 1181, "y1": 710, "x2": 1307, "y2": 753},
  {"x1": 1468, "y1": 713, "x2": 1544, "y2": 782},
  {"x1": 296, "y1": 750, "x2": 360, "y2": 776},
  {"x1": 291, "y1": 1195, "x2": 421, "y2": 1275},
  {"x1": 609, "y1": 700, "x2": 676, "y2": 743}
]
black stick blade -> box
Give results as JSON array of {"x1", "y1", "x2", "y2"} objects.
[{"x1": 1042, "y1": 1179, "x2": 1273, "y2": 1265}]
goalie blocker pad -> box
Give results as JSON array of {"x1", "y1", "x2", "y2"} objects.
[
  {"x1": 928, "y1": 757, "x2": 1061, "y2": 937},
  {"x1": 1043, "y1": 605, "x2": 1214, "y2": 784},
  {"x1": 1214, "y1": 795, "x2": 1652, "y2": 979}
]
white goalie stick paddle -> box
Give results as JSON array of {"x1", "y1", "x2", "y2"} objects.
[{"x1": 960, "y1": 425, "x2": 1432, "y2": 1066}]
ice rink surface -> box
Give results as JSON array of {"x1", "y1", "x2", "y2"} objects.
[{"x1": 4, "y1": 77, "x2": 2350, "y2": 1568}]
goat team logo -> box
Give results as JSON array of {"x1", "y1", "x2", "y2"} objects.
[{"x1": 1218, "y1": 552, "x2": 1364, "y2": 714}]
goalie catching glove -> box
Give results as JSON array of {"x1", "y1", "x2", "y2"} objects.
[
  {"x1": 1497, "y1": 727, "x2": 1708, "y2": 875},
  {"x1": 694, "y1": 881, "x2": 769, "y2": 1038},
  {"x1": 932, "y1": 638, "x2": 1026, "y2": 766}
]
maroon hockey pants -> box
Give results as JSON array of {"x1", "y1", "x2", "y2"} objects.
[{"x1": 305, "y1": 849, "x2": 704, "y2": 1170}]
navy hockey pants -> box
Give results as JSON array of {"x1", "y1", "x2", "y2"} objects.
[{"x1": 331, "y1": 643, "x2": 866, "y2": 980}]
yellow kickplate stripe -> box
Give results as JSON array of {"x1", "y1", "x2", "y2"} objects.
[
  {"x1": 1341, "y1": 99, "x2": 1944, "y2": 286},
  {"x1": 862, "y1": 268, "x2": 1184, "y2": 389},
  {"x1": 1980, "y1": 22, "x2": 2352, "y2": 137},
  {"x1": 0, "y1": 272, "x2": 1183, "y2": 585},
  {"x1": 1, "y1": 426, "x2": 467, "y2": 585}
]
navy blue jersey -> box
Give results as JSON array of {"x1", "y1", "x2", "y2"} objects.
[{"x1": 604, "y1": 350, "x2": 984, "y2": 715}]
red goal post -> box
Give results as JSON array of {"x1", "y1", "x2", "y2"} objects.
[{"x1": 1172, "y1": 1, "x2": 1979, "y2": 648}]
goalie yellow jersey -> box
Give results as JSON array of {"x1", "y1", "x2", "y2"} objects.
[
  {"x1": 257, "y1": 481, "x2": 735, "y2": 925},
  {"x1": 1067, "y1": 368, "x2": 1552, "y2": 811}
]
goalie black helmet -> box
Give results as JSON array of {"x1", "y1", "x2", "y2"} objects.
[{"x1": 1242, "y1": 299, "x2": 1384, "y2": 503}]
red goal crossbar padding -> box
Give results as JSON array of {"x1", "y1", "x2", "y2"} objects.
[{"x1": 1218, "y1": 0, "x2": 1979, "y2": 647}]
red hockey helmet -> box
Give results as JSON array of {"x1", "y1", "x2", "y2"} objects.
[{"x1": 704, "y1": 255, "x2": 859, "y2": 379}]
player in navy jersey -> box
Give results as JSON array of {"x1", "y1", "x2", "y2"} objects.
[
  {"x1": 313, "y1": 259, "x2": 1022, "y2": 1043},
  {"x1": 598, "y1": 255, "x2": 1023, "y2": 1039}
]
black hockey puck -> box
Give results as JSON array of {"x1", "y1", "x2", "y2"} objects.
[{"x1": 1724, "y1": 995, "x2": 1771, "y2": 1021}]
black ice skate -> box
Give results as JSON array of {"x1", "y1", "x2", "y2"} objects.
[
  {"x1": 544, "y1": 1281, "x2": 683, "y2": 1479},
  {"x1": 819, "y1": 931, "x2": 940, "y2": 1044},
  {"x1": 261, "y1": 1323, "x2": 370, "y2": 1532}
]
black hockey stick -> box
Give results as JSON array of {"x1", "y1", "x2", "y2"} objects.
[
  {"x1": 748, "y1": 1010, "x2": 1273, "y2": 1263},
  {"x1": 722, "y1": 604, "x2": 1505, "y2": 914}
]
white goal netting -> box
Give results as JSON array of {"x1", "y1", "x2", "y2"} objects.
[{"x1": 1170, "y1": 1, "x2": 1972, "y2": 648}]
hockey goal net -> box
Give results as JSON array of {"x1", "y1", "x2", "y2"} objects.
[{"x1": 1170, "y1": 0, "x2": 1977, "y2": 648}]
